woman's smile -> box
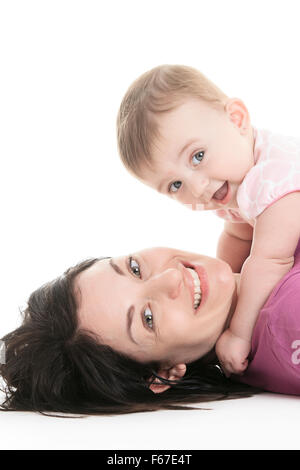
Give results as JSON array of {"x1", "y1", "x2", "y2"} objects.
[
  {"x1": 182, "y1": 265, "x2": 202, "y2": 311},
  {"x1": 180, "y1": 260, "x2": 209, "y2": 312}
]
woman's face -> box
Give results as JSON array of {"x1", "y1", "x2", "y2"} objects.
[{"x1": 74, "y1": 247, "x2": 236, "y2": 368}]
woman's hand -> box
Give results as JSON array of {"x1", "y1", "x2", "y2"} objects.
[{"x1": 215, "y1": 328, "x2": 251, "y2": 377}]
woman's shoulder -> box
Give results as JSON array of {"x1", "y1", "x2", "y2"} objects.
[
  {"x1": 258, "y1": 243, "x2": 300, "y2": 330},
  {"x1": 265, "y1": 234, "x2": 300, "y2": 297},
  {"x1": 236, "y1": 244, "x2": 300, "y2": 394}
]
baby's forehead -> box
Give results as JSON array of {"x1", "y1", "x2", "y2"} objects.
[
  {"x1": 137, "y1": 159, "x2": 175, "y2": 193},
  {"x1": 135, "y1": 141, "x2": 165, "y2": 176},
  {"x1": 135, "y1": 123, "x2": 188, "y2": 181},
  {"x1": 136, "y1": 160, "x2": 159, "y2": 185}
]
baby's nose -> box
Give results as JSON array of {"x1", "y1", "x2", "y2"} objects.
[{"x1": 190, "y1": 177, "x2": 209, "y2": 199}]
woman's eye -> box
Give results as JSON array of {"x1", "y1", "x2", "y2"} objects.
[
  {"x1": 127, "y1": 259, "x2": 154, "y2": 331},
  {"x1": 191, "y1": 150, "x2": 205, "y2": 166},
  {"x1": 143, "y1": 306, "x2": 154, "y2": 330},
  {"x1": 168, "y1": 181, "x2": 182, "y2": 193},
  {"x1": 129, "y1": 256, "x2": 141, "y2": 278}
]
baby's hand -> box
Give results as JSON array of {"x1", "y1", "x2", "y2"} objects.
[{"x1": 215, "y1": 329, "x2": 251, "y2": 377}]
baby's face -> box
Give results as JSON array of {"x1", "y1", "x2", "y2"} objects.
[{"x1": 139, "y1": 97, "x2": 254, "y2": 211}]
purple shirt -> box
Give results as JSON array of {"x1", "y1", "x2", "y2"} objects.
[{"x1": 235, "y1": 238, "x2": 300, "y2": 394}]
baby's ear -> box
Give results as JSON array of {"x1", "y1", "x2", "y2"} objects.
[
  {"x1": 224, "y1": 97, "x2": 250, "y2": 134},
  {"x1": 147, "y1": 364, "x2": 186, "y2": 394}
]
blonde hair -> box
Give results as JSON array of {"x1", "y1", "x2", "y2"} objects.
[{"x1": 116, "y1": 64, "x2": 228, "y2": 177}]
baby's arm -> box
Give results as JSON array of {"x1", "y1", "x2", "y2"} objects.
[
  {"x1": 217, "y1": 221, "x2": 253, "y2": 273},
  {"x1": 216, "y1": 192, "x2": 300, "y2": 376}
]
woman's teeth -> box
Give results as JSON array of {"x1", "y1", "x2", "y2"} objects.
[{"x1": 186, "y1": 267, "x2": 202, "y2": 309}]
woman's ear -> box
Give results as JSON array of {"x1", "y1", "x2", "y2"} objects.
[{"x1": 147, "y1": 363, "x2": 186, "y2": 394}]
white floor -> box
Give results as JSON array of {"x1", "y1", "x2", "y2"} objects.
[{"x1": 0, "y1": 392, "x2": 299, "y2": 450}]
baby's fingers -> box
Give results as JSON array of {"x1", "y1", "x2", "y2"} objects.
[
  {"x1": 219, "y1": 361, "x2": 235, "y2": 378},
  {"x1": 232, "y1": 358, "x2": 249, "y2": 375}
]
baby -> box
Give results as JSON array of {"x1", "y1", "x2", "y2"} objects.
[{"x1": 116, "y1": 64, "x2": 300, "y2": 377}]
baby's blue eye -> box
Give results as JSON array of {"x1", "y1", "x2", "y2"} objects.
[
  {"x1": 168, "y1": 151, "x2": 205, "y2": 193},
  {"x1": 192, "y1": 150, "x2": 205, "y2": 165},
  {"x1": 169, "y1": 181, "x2": 182, "y2": 193}
]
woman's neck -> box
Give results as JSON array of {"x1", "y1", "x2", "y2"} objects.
[
  {"x1": 202, "y1": 273, "x2": 241, "y2": 365},
  {"x1": 223, "y1": 272, "x2": 241, "y2": 331}
]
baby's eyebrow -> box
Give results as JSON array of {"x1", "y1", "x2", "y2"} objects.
[
  {"x1": 178, "y1": 138, "x2": 199, "y2": 158},
  {"x1": 157, "y1": 177, "x2": 171, "y2": 193}
]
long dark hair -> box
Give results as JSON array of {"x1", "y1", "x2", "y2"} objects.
[{"x1": 0, "y1": 257, "x2": 260, "y2": 417}]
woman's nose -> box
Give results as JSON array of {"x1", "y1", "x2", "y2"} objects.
[{"x1": 148, "y1": 268, "x2": 183, "y2": 299}]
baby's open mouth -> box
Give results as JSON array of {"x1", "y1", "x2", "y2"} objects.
[{"x1": 212, "y1": 181, "x2": 229, "y2": 202}]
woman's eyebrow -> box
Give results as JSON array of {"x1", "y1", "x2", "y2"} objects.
[
  {"x1": 127, "y1": 305, "x2": 139, "y2": 345},
  {"x1": 109, "y1": 258, "x2": 124, "y2": 275}
]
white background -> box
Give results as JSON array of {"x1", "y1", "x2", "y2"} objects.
[{"x1": 1, "y1": 0, "x2": 300, "y2": 450}]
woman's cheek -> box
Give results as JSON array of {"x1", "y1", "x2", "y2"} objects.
[{"x1": 165, "y1": 312, "x2": 191, "y2": 338}]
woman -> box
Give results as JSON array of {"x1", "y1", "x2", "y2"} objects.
[{"x1": 1, "y1": 243, "x2": 299, "y2": 416}]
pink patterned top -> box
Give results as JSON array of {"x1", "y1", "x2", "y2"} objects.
[{"x1": 215, "y1": 127, "x2": 300, "y2": 223}]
